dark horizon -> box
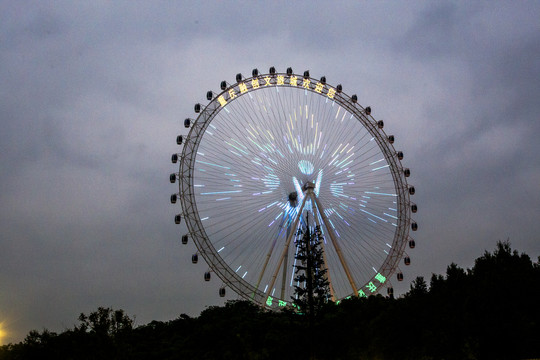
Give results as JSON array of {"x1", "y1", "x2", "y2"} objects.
[{"x1": 2, "y1": 241, "x2": 539, "y2": 359}]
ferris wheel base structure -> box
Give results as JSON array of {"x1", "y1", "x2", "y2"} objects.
[{"x1": 170, "y1": 67, "x2": 418, "y2": 309}]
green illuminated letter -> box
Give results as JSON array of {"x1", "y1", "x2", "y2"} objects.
[
  {"x1": 375, "y1": 273, "x2": 386, "y2": 284},
  {"x1": 366, "y1": 282, "x2": 377, "y2": 293}
]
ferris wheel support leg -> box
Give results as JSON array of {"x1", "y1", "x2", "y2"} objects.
[
  {"x1": 255, "y1": 212, "x2": 289, "y2": 295},
  {"x1": 280, "y1": 221, "x2": 291, "y2": 299},
  {"x1": 281, "y1": 255, "x2": 288, "y2": 299},
  {"x1": 310, "y1": 196, "x2": 337, "y2": 302},
  {"x1": 311, "y1": 193, "x2": 359, "y2": 295},
  {"x1": 265, "y1": 194, "x2": 309, "y2": 303}
]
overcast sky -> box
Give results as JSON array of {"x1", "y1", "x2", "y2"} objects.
[{"x1": 1, "y1": 1, "x2": 539, "y2": 344}]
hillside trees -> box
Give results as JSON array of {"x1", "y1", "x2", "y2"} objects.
[{"x1": 1, "y1": 241, "x2": 539, "y2": 359}]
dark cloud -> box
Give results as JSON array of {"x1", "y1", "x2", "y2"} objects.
[
  {"x1": 1, "y1": 1, "x2": 540, "y2": 344},
  {"x1": 388, "y1": 1, "x2": 540, "y2": 283}
]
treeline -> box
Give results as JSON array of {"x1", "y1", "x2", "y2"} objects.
[{"x1": 1, "y1": 241, "x2": 539, "y2": 360}]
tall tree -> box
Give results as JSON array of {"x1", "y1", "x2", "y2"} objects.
[{"x1": 291, "y1": 223, "x2": 330, "y2": 320}]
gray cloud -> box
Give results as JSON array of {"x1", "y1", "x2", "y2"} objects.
[{"x1": 1, "y1": 1, "x2": 539, "y2": 344}]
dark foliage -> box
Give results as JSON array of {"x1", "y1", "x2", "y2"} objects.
[
  {"x1": 292, "y1": 225, "x2": 330, "y2": 318},
  {"x1": 1, "y1": 241, "x2": 539, "y2": 360}
]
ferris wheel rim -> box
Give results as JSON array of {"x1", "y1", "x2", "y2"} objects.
[{"x1": 177, "y1": 69, "x2": 414, "y2": 308}]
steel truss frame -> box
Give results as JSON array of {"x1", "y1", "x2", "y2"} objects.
[{"x1": 177, "y1": 71, "x2": 412, "y2": 308}]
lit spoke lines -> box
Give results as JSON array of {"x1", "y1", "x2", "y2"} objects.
[{"x1": 195, "y1": 85, "x2": 397, "y2": 298}]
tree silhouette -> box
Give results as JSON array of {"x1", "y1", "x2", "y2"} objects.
[
  {"x1": 291, "y1": 223, "x2": 330, "y2": 320},
  {"x1": 76, "y1": 307, "x2": 134, "y2": 336},
  {"x1": 407, "y1": 275, "x2": 428, "y2": 297}
]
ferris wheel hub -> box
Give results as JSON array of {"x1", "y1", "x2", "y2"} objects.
[{"x1": 302, "y1": 181, "x2": 316, "y2": 191}]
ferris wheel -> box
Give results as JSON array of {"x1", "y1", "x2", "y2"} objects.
[{"x1": 170, "y1": 67, "x2": 417, "y2": 308}]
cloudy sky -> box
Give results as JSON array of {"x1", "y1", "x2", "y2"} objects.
[{"x1": 1, "y1": 1, "x2": 539, "y2": 344}]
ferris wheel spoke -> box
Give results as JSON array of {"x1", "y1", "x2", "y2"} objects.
[
  {"x1": 311, "y1": 191, "x2": 359, "y2": 295},
  {"x1": 176, "y1": 68, "x2": 415, "y2": 306},
  {"x1": 254, "y1": 209, "x2": 293, "y2": 292}
]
